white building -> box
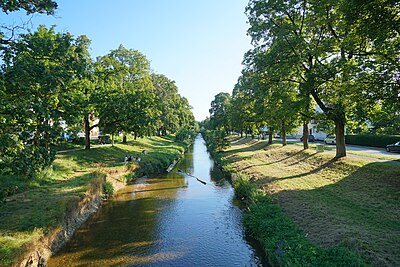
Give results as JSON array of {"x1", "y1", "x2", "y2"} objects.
[
  {"x1": 296, "y1": 121, "x2": 328, "y2": 141},
  {"x1": 295, "y1": 105, "x2": 329, "y2": 141}
]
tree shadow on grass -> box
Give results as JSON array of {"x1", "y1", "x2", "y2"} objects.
[
  {"x1": 225, "y1": 140, "x2": 270, "y2": 156},
  {"x1": 229, "y1": 136, "x2": 243, "y2": 143},
  {"x1": 0, "y1": 172, "x2": 102, "y2": 233},
  {"x1": 271, "y1": 161, "x2": 400, "y2": 267},
  {"x1": 226, "y1": 147, "x2": 307, "y2": 167},
  {"x1": 237, "y1": 151, "x2": 319, "y2": 173},
  {"x1": 230, "y1": 137, "x2": 247, "y2": 145},
  {"x1": 65, "y1": 146, "x2": 135, "y2": 167}
]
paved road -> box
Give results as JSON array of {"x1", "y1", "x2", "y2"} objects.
[{"x1": 329, "y1": 143, "x2": 400, "y2": 159}]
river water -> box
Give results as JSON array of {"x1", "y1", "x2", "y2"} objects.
[{"x1": 48, "y1": 135, "x2": 266, "y2": 266}]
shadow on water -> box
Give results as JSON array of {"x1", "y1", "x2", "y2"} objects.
[{"x1": 48, "y1": 135, "x2": 267, "y2": 266}]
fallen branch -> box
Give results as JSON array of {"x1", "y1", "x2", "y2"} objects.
[{"x1": 178, "y1": 169, "x2": 207, "y2": 185}]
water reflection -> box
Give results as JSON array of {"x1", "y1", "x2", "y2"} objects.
[{"x1": 48, "y1": 135, "x2": 265, "y2": 266}]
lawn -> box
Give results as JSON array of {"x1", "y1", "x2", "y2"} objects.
[
  {"x1": 220, "y1": 136, "x2": 400, "y2": 266},
  {"x1": 0, "y1": 136, "x2": 185, "y2": 266}
]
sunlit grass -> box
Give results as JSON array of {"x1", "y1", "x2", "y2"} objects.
[
  {"x1": 221, "y1": 136, "x2": 400, "y2": 266},
  {"x1": 0, "y1": 135, "x2": 185, "y2": 266}
]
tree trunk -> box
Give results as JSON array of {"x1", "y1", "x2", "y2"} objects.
[
  {"x1": 44, "y1": 120, "x2": 50, "y2": 152},
  {"x1": 123, "y1": 134, "x2": 127, "y2": 143},
  {"x1": 134, "y1": 132, "x2": 137, "y2": 140},
  {"x1": 268, "y1": 130, "x2": 273, "y2": 144},
  {"x1": 240, "y1": 131, "x2": 243, "y2": 138},
  {"x1": 112, "y1": 134, "x2": 115, "y2": 146},
  {"x1": 303, "y1": 121, "x2": 309, "y2": 149},
  {"x1": 84, "y1": 114, "x2": 91, "y2": 150},
  {"x1": 282, "y1": 121, "x2": 287, "y2": 146},
  {"x1": 334, "y1": 115, "x2": 346, "y2": 158}
]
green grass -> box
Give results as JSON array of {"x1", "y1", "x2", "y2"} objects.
[
  {"x1": 0, "y1": 135, "x2": 186, "y2": 266},
  {"x1": 214, "y1": 136, "x2": 400, "y2": 266},
  {"x1": 54, "y1": 141, "x2": 84, "y2": 151}
]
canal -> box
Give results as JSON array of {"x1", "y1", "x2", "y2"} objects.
[{"x1": 48, "y1": 135, "x2": 266, "y2": 266}]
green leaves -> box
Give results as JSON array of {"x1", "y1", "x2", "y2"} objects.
[
  {"x1": 0, "y1": 26, "x2": 87, "y2": 176},
  {"x1": 0, "y1": 24, "x2": 196, "y2": 177},
  {"x1": 244, "y1": 0, "x2": 399, "y2": 157}
]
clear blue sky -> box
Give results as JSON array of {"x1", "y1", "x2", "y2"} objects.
[{"x1": 1, "y1": 0, "x2": 251, "y2": 121}]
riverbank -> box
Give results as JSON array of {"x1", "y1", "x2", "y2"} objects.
[
  {"x1": 212, "y1": 136, "x2": 400, "y2": 266},
  {"x1": 47, "y1": 134, "x2": 265, "y2": 266},
  {"x1": 0, "y1": 136, "x2": 186, "y2": 267}
]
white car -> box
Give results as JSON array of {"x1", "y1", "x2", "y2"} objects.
[{"x1": 324, "y1": 136, "x2": 336, "y2": 145}]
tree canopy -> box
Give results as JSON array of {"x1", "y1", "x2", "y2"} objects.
[
  {"x1": 0, "y1": 25, "x2": 196, "y2": 177},
  {"x1": 203, "y1": 0, "x2": 399, "y2": 158}
]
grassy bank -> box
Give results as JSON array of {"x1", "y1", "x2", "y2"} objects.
[
  {"x1": 213, "y1": 136, "x2": 400, "y2": 266},
  {"x1": 0, "y1": 136, "x2": 186, "y2": 266}
]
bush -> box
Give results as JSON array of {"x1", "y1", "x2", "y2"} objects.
[
  {"x1": 202, "y1": 129, "x2": 230, "y2": 152},
  {"x1": 345, "y1": 134, "x2": 400, "y2": 148},
  {"x1": 102, "y1": 182, "x2": 114, "y2": 198},
  {"x1": 122, "y1": 172, "x2": 136, "y2": 183},
  {"x1": 175, "y1": 128, "x2": 197, "y2": 149},
  {"x1": 232, "y1": 172, "x2": 258, "y2": 201},
  {"x1": 72, "y1": 137, "x2": 85, "y2": 145},
  {"x1": 0, "y1": 133, "x2": 55, "y2": 178}
]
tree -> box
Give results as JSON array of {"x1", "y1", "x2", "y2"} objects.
[
  {"x1": 0, "y1": 0, "x2": 57, "y2": 14},
  {"x1": 246, "y1": 0, "x2": 399, "y2": 158},
  {"x1": 95, "y1": 45, "x2": 158, "y2": 141},
  {"x1": 209, "y1": 92, "x2": 232, "y2": 134},
  {"x1": 152, "y1": 74, "x2": 182, "y2": 135},
  {"x1": 231, "y1": 70, "x2": 266, "y2": 139},
  {"x1": 0, "y1": 25, "x2": 86, "y2": 176},
  {"x1": 60, "y1": 36, "x2": 95, "y2": 150},
  {"x1": 1, "y1": 0, "x2": 58, "y2": 45}
]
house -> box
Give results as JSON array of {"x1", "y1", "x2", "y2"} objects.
[
  {"x1": 295, "y1": 105, "x2": 329, "y2": 141},
  {"x1": 295, "y1": 121, "x2": 328, "y2": 141}
]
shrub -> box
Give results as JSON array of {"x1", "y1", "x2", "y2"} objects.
[
  {"x1": 102, "y1": 182, "x2": 114, "y2": 198},
  {"x1": 232, "y1": 172, "x2": 257, "y2": 201},
  {"x1": 122, "y1": 172, "x2": 136, "y2": 183},
  {"x1": 202, "y1": 129, "x2": 230, "y2": 152},
  {"x1": 345, "y1": 134, "x2": 400, "y2": 148},
  {"x1": 0, "y1": 133, "x2": 56, "y2": 178},
  {"x1": 73, "y1": 137, "x2": 86, "y2": 145}
]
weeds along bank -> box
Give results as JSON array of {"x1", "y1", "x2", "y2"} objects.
[
  {"x1": 0, "y1": 136, "x2": 189, "y2": 267},
  {"x1": 204, "y1": 134, "x2": 400, "y2": 267}
]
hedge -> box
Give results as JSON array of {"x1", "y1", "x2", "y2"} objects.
[{"x1": 345, "y1": 134, "x2": 400, "y2": 148}]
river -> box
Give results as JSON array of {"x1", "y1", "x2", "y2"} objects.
[{"x1": 48, "y1": 135, "x2": 266, "y2": 266}]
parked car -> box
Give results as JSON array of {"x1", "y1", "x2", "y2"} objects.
[
  {"x1": 300, "y1": 134, "x2": 315, "y2": 142},
  {"x1": 324, "y1": 136, "x2": 336, "y2": 145},
  {"x1": 386, "y1": 141, "x2": 400, "y2": 152}
]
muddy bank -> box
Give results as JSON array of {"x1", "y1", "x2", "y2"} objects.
[{"x1": 16, "y1": 177, "x2": 104, "y2": 267}]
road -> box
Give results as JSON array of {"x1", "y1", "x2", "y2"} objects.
[
  {"x1": 330, "y1": 143, "x2": 400, "y2": 159},
  {"x1": 284, "y1": 138, "x2": 400, "y2": 161}
]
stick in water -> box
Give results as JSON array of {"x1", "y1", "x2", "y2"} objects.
[{"x1": 178, "y1": 169, "x2": 207, "y2": 185}]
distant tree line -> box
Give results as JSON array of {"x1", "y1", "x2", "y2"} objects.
[
  {"x1": 0, "y1": 2, "x2": 197, "y2": 177},
  {"x1": 203, "y1": 0, "x2": 399, "y2": 158}
]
